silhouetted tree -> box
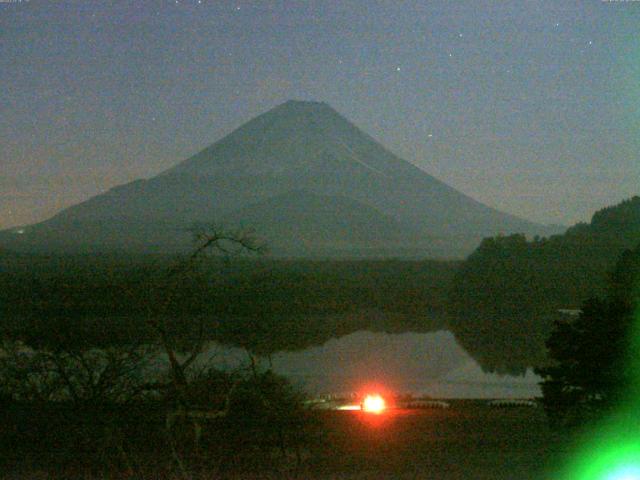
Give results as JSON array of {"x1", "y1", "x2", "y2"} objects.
[
  {"x1": 0, "y1": 340, "x2": 152, "y2": 405},
  {"x1": 145, "y1": 225, "x2": 265, "y2": 407},
  {"x1": 536, "y1": 244, "x2": 640, "y2": 428}
]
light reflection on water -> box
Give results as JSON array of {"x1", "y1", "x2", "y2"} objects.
[{"x1": 200, "y1": 330, "x2": 541, "y2": 399}]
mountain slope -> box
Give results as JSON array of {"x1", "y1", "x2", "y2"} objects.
[
  {"x1": 0, "y1": 100, "x2": 547, "y2": 257},
  {"x1": 223, "y1": 189, "x2": 424, "y2": 256}
]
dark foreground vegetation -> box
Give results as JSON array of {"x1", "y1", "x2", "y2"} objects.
[
  {"x1": 0, "y1": 402, "x2": 567, "y2": 479},
  {"x1": 316, "y1": 404, "x2": 567, "y2": 480},
  {"x1": 0, "y1": 372, "x2": 320, "y2": 479}
]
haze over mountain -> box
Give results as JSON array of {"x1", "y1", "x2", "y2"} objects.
[{"x1": 0, "y1": 101, "x2": 553, "y2": 258}]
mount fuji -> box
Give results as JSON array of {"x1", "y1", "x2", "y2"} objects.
[{"x1": 0, "y1": 100, "x2": 549, "y2": 257}]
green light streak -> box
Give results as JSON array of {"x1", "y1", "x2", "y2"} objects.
[
  {"x1": 560, "y1": 301, "x2": 640, "y2": 479},
  {"x1": 562, "y1": 425, "x2": 640, "y2": 480}
]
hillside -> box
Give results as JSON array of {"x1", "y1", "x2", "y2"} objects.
[
  {"x1": 223, "y1": 190, "x2": 429, "y2": 257},
  {"x1": 0, "y1": 101, "x2": 547, "y2": 258},
  {"x1": 448, "y1": 196, "x2": 640, "y2": 373}
]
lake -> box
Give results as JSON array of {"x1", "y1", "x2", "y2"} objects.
[{"x1": 201, "y1": 330, "x2": 541, "y2": 399}]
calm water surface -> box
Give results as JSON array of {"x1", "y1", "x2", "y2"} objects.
[{"x1": 202, "y1": 330, "x2": 541, "y2": 398}]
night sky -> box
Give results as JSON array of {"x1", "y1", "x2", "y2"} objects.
[{"x1": 2, "y1": 0, "x2": 638, "y2": 230}]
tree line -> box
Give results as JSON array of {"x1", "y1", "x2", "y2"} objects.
[{"x1": 448, "y1": 196, "x2": 640, "y2": 373}]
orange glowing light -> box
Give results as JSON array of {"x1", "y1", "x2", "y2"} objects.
[{"x1": 362, "y1": 394, "x2": 386, "y2": 414}]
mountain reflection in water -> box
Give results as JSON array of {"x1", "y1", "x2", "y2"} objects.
[{"x1": 201, "y1": 330, "x2": 541, "y2": 399}]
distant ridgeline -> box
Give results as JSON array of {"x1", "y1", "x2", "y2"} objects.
[{"x1": 448, "y1": 196, "x2": 640, "y2": 374}]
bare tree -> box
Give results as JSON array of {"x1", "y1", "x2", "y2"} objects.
[
  {"x1": 0, "y1": 339, "x2": 153, "y2": 405},
  {"x1": 137, "y1": 226, "x2": 266, "y2": 475},
  {"x1": 146, "y1": 225, "x2": 265, "y2": 406}
]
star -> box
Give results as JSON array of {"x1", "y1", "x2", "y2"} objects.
[{"x1": 396, "y1": 66, "x2": 401, "y2": 72}]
